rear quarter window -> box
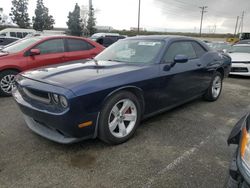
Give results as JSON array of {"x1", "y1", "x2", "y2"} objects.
[{"x1": 67, "y1": 39, "x2": 94, "y2": 52}]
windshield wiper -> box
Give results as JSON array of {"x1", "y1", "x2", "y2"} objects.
[
  {"x1": 0, "y1": 49, "x2": 8, "y2": 53},
  {"x1": 107, "y1": 59, "x2": 125, "y2": 63}
]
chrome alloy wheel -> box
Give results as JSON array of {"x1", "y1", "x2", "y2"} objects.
[
  {"x1": 212, "y1": 75, "x2": 222, "y2": 98},
  {"x1": 108, "y1": 99, "x2": 137, "y2": 138},
  {"x1": 0, "y1": 74, "x2": 16, "y2": 94}
]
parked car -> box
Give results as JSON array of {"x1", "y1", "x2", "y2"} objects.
[
  {"x1": 207, "y1": 41, "x2": 232, "y2": 53},
  {"x1": 0, "y1": 36, "x2": 19, "y2": 49},
  {"x1": 0, "y1": 28, "x2": 65, "y2": 39},
  {"x1": 90, "y1": 33, "x2": 126, "y2": 47},
  {"x1": 12, "y1": 35, "x2": 231, "y2": 145},
  {"x1": 227, "y1": 113, "x2": 250, "y2": 188},
  {"x1": 228, "y1": 44, "x2": 250, "y2": 76},
  {"x1": 237, "y1": 39, "x2": 250, "y2": 45},
  {"x1": 0, "y1": 35, "x2": 104, "y2": 96}
]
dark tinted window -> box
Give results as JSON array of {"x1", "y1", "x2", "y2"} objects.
[
  {"x1": 10, "y1": 32, "x2": 17, "y2": 37},
  {"x1": 16, "y1": 32, "x2": 23, "y2": 38},
  {"x1": 103, "y1": 37, "x2": 114, "y2": 46},
  {"x1": 35, "y1": 39, "x2": 64, "y2": 54},
  {"x1": 192, "y1": 42, "x2": 207, "y2": 57},
  {"x1": 164, "y1": 41, "x2": 197, "y2": 62},
  {"x1": 67, "y1": 39, "x2": 94, "y2": 52},
  {"x1": 23, "y1": 32, "x2": 28, "y2": 37},
  {"x1": 0, "y1": 38, "x2": 18, "y2": 46}
]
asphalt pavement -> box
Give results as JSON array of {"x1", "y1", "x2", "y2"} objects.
[{"x1": 0, "y1": 76, "x2": 249, "y2": 188}]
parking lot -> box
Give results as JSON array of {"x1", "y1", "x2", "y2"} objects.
[{"x1": 0, "y1": 77, "x2": 249, "y2": 188}]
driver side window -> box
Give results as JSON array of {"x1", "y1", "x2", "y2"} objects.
[
  {"x1": 164, "y1": 41, "x2": 197, "y2": 63},
  {"x1": 35, "y1": 39, "x2": 64, "y2": 55}
]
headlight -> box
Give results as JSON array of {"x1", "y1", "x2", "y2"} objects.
[
  {"x1": 51, "y1": 94, "x2": 59, "y2": 104},
  {"x1": 240, "y1": 127, "x2": 250, "y2": 169},
  {"x1": 59, "y1": 95, "x2": 68, "y2": 108}
]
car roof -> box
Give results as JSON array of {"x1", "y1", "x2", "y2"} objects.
[
  {"x1": 125, "y1": 35, "x2": 200, "y2": 42},
  {"x1": 27, "y1": 35, "x2": 88, "y2": 40}
]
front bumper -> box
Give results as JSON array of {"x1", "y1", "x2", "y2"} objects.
[
  {"x1": 227, "y1": 151, "x2": 250, "y2": 188},
  {"x1": 12, "y1": 81, "x2": 98, "y2": 144},
  {"x1": 230, "y1": 63, "x2": 250, "y2": 76},
  {"x1": 23, "y1": 115, "x2": 89, "y2": 144}
]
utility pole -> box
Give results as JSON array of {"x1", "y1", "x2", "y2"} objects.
[
  {"x1": 137, "y1": 0, "x2": 141, "y2": 35},
  {"x1": 199, "y1": 6, "x2": 207, "y2": 37},
  {"x1": 240, "y1": 11, "x2": 245, "y2": 34},
  {"x1": 234, "y1": 16, "x2": 239, "y2": 37},
  {"x1": 214, "y1": 24, "x2": 216, "y2": 33}
]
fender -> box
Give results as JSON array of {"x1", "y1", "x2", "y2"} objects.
[{"x1": 102, "y1": 85, "x2": 145, "y2": 110}]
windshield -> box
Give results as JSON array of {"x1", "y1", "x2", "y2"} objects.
[
  {"x1": 95, "y1": 39, "x2": 164, "y2": 64},
  {"x1": 2, "y1": 37, "x2": 41, "y2": 53},
  {"x1": 230, "y1": 46, "x2": 250, "y2": 53}
]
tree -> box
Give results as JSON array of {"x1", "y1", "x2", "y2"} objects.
[
  {"x1": 10, "y1": 0, "x2": 30, "y2": 28},
  {"x1": 33, "y1": 0, "x2": 54, "y2": 31},
  {"x1": 80, "y1": 5, "x2": 88, "y2": 35},
  {"x1": 86, "y1": 4, "x2": 96, "y2": 36},
  {"x1": 67, "y1": 3, "x2": 83, "y2": 36}
]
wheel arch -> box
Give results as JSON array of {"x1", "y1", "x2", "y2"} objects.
[
  {"x1": 0, "y1": 68, "x2": 21, "y2": 74},
  {"x1": 102, "y1": 86, "x2": 145, "y2": 116},
  {"x1": 215, "y1": 67, "x2": 224, "y2": 79}
]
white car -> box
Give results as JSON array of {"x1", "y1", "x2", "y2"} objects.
[{"x1": 229, "y1": 44, "x2": 250, "y2": 76}]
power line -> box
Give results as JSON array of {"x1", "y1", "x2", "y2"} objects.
[{"x1": 199, "y1": 6, "x2": 208, "y2": 37}]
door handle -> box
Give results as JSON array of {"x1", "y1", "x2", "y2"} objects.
[{"x1": 197, "y1": 63, "x2": 202, "y2": 67}]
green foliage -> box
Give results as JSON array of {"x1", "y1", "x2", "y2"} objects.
[
  {"x1": 33, "y1": 0, "x2": 54, "y2": 31},
  {"x1": 86, "y1": 4, "x2": 96, "y2": 36},
  {"x1": 67, "y1": 3, "x2": 83, "y2": 36},
  {"x1": 10, "y1": 0, "x2": 30, "y2": 28}
]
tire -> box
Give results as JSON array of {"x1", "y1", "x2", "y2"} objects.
[
  {"x1": 98, "y1": 91, "x2": 141, "y2": 145},
  {"x1": 203, "y1": 71, "x2": 223, "y2": 101},
  {"x1": 0, "y1": 70, "x2": 18, "y2": 97}
]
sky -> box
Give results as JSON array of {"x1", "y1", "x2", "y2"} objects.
[{"x1": 1, "y1": 0, "x2": 250, "y2": 33}]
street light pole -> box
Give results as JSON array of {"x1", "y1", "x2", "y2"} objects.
[{"x1": 137, "y1": 0, "x2": 141, "y2": 34}]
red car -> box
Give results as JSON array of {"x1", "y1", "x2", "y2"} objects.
[{"x1": 0, "y1": 35, "x2": 104, "y2": 96}]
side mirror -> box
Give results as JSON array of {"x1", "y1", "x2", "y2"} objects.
[
  {"x1": 174, "y1": 54, "x2": 188, "y2": 63},
  {"x1": 30, "y1": 49, "x2": 40, "y2": 56}
]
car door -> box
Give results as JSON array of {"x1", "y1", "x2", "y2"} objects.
[
  {"x1": 26, "y1": 38, "x2": 65, "y2": 69},
  {"x1": 64, "y1": 38, "x2": 98, "y2": 61},
  {"x1": 158, "y1": 41, "x2": 205, "y2": 109}
]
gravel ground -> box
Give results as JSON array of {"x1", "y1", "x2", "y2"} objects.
[{"x1": 0, "y1": 76, "x2": 249, "y2": 188}]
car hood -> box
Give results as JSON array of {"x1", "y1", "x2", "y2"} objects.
[
  {"x1": 229, "y1": 53, "x2": 250, "y2": 62},
  {"x1": 21, "y1": 60, "x2": 152, "y2": 93}
]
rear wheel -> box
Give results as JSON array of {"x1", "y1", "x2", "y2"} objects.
[
  {"x1": 0, "y1": 70, "x2": 18, "y2": 97},
  {"x1": 98, "y1": 91, "x2": 141, "y2": 145},
  {"x1": 203, "y1": 71, "x2": 223, "y2": 101}
]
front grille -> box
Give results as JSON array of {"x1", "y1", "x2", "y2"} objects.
[
  {"x1": 22, "y1": 88, "x2": 51, "y2": 104},
  {"x1": 16, "y1": 84, "x2": 51, "y2": 104},
  {"x1": 232, "y1": 61, "x2": 250, "y2": 64},
  {"x1": 231, "y1": 67, "x2": 249, "y2": 72}
]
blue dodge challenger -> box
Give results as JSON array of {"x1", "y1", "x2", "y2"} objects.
[{"x1": 12, "y1": 36, "x2": 231, "y2": 144}]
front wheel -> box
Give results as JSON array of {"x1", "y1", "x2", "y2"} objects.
[
  {"x1": 98, "y1": 91, "x2": 141, "y2": 145},
  {"x1": 203, "y1": 71, "x2": 223, "y2": 101},
  {"x1": 0, "y1": 70, "x2": 18, "y2": 97}
]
